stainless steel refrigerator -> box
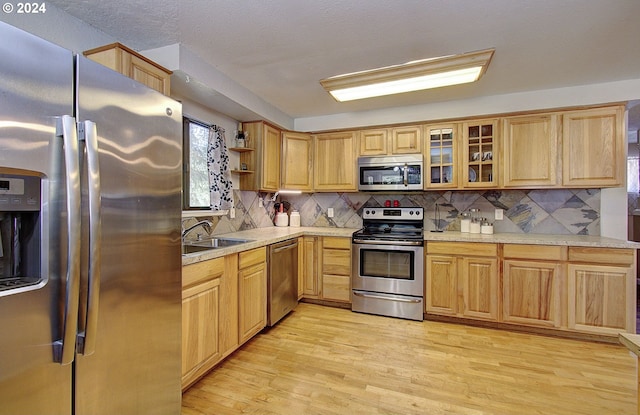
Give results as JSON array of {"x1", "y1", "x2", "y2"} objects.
[{"x1": 0, "y1": 21, "x2": 183, "y2": 415}]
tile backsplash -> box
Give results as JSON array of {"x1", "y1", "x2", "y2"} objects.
[{"x1": 184, "y1": 188, "x2": 601, "y2": 237}]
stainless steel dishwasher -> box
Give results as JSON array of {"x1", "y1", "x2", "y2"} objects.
[{"x1": 267, "y1": 238, "x2": 299, "y2": 326}]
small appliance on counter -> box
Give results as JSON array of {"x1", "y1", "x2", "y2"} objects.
[{"x1": 274, "y1": 201, "x2": 289, "y2": 227}]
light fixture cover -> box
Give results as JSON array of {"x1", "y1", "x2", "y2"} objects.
[{"x1": 320, "y1": 48, "x2": 495, "y2": 102}]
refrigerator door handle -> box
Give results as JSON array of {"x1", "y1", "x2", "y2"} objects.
[
  {"x1": 76, "y1": 120, "x2": 101, "y2": 356},
  {"x1": 53, "y1": 115, "x2": 82, "y2": 365}
]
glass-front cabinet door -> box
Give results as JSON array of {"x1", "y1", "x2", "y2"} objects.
[
  {"x1": 463, "y1": 119, "x2": 498, "y2": 187},
  {"x1": 425, "y1": 123, "x2": 458, "y2": 188}
]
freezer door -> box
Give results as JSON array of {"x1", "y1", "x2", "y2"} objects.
[
  {"x1": 0, "y1": 22, "x2": 74, "y2": 415},
  {"x1": 74, "y1": 56, "x2": 183, "y2": 415}
]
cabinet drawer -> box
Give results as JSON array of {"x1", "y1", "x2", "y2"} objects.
[
  {"x1": 322, "y1": 249, "x2": 351, "y2": 276},
  {"x1": 568, "y1": 247, "x2": 634, "y2": 265},
  {"x1": 239, "y1": 247, "x2": 267, "y2": 269},
  {"x1": 503, "y1": 244, "x2": 567, "y2": 261},
  {"x1": 322, "y1": 274, "x2": 351, "y2": 302},
  {"x1": 323, "y1": 237, "x2": 351, "y2": 250},
  {"x1": 182, "y1": 257, "x2": 225, "y2": 288},
  {"x1": 426, "y1": 242, "x2": 497, "y2": 257}
]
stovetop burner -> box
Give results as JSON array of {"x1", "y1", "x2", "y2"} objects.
[{"x1": 353, "y1": 207, "x2": 424, "y2": 243}]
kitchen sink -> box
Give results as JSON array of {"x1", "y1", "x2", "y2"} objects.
[
  {"x1": 182, "y1": 237, "x2": 254, "y2": 255},
  {"x1": 181, "y1": 244, "x2": 216, "y2": 255}
]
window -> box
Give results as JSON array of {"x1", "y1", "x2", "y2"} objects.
[{"x1": 183, "y1": 118, "x2": 210, "y2": 209}]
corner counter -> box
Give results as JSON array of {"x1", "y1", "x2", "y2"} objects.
[{"x1": 182, "y1": 227, "x2": 357, "y2": 266}]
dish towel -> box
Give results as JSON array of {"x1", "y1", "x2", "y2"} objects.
[{"x1": 207, "y1": 125, "x2": 234, "y2": 210}]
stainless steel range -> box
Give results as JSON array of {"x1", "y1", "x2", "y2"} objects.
[{"x1": 351, "y1": 207, "x2": 424, "y2": 321}]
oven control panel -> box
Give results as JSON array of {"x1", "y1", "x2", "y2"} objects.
[{"x1": 361, "y1": 207, "x2": 423, "y2": 220}]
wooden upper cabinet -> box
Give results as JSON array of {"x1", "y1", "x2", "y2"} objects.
[
  {"x1": 84, "y1": 43, "x2": 172, "y2": 95},
  {"x1": 359, "y1": 129, "x2": 389, "y2": 156},
  {"x1": 562, "y1": 106, "x2": 624, "y2": 187},
  {"x1": 424, "y1": 123, "x2": 459, "y2": 189},
  {"x1": 502, "y1": 114, "x2": 559, "y2": 188},
  {"x1": 462, "y1": 119, "x2": 498, "y2": 188},
  {"x1": 359, "y1": 126, "x2": 421, "y2": 156},
  {"x1": 241, "y1": 121, "x2": 281, "y2": 192},
  {"x1": 281, "y1": 131, "x2": 313, "y2": 191},
  {"x1": 391, "y1": 125, "x2": 422, "y2": 154},
  {"x1": 313, "y1": 131, "x2": 357, "y2": 191}
]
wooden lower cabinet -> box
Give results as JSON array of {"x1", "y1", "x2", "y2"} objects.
[
  {"x1": 425, "y1": 242, "x2": 499, "y2": 322},
  {"x1": 181, "y1": 257, "x2": 225, "y2": 389},
  {"x1": 182, "y1": 247, "x2": 266, "y2": 391},
  {"x1": 425, "y1": 255, "x2": 457, "y2": 316},
  {"x1": 461, "y1": 256, "x2": 499, "y2": 320},
  {"x1": 503, "y1": 260, "x2": 562, "y2": 328},
  {"x1": 426, "y1": 242, "x2": 636, "y2": 339},
  {"x1": 238, "y1": 248, "x2": 267, "y2": 343},
  {"x1": 567, "y1": 246, "x2": 635, "y2": 336},
  {"x1": 319, "y1": 237, "x2": 351, "y2": 302},
  {"x1": 220, "y1": 254, "x2": 239, "y2": 359},
  {"x1": 502, "y1": 244, "x2": 565, "y2": 328},
  {"x1": 301, "y1": 236, "x2": 319, "y2": 298}
]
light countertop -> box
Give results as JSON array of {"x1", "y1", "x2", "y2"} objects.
[
  {"x1": 424, "y1": 231, "x2": 640, "y2": 249},
  {"x1": 619, "y1": 333, "x2": 640, "y2": 356},
  {"x1": 182, "y1": 227, "x2": 356, "y2": 265},
  {"x1": 183, "y1": 227, "x2": 640, "y2": 266}
]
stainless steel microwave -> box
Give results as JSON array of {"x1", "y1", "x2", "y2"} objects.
[{"x1": 357, "y1": 155, "x2": 424, "y2": 191}]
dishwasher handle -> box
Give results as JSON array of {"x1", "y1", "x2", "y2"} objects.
[{"x1": 271, "y1": 240, "x2": 299, "y2": 253}]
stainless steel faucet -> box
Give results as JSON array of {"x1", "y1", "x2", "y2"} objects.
[{"x1": 181, "y1": 220, "x2": 213, "y2": 240}]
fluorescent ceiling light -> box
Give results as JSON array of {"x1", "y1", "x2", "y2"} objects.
[{"x1": 320, "y1": 48, "x2": 495, "y2": 102}]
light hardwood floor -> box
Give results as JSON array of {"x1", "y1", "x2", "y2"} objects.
[{"x1": 182, "y1": 303, "x2": 637, "y2": 415}]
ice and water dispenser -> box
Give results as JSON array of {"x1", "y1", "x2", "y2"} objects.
[{"x1": 0, "y1": 171, "x2": 42, "y2": 292}]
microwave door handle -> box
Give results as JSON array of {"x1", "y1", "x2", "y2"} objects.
[
  {"x1": 53, "y1": 115, "x2": 82, "y2": 365},
  {"x1": 76, "y1": 120, "x2": 101, "y2": 356},
  {"x1": 403, "y1": 163, "x2": 408, "y2": 186}
]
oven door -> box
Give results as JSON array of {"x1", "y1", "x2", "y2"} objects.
[{"x1": 351, "y1": 241, "x2": 424, "y2": 297}]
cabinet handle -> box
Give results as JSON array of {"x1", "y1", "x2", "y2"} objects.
[
  {"x1": 403, "y1": 163, "x2": 408, "y2": 186},
  {"x1": 272, "y1": 241, "x2": 299, "y2": 253}
]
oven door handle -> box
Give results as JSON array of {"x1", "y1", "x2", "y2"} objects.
[
  {"x1": 353, "y1": 291, "x2": 422, "y2": 304},
  {"x1": 352, "y1": 238, "x2": 423, "y2": 246},
  {"x1": 403, "y1": 163, "x2": 408, "y2": 186}
]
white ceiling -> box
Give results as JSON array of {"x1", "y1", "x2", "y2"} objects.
[{"x1": 48, "y1": 0, "x2": 640, "y2": 128}]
